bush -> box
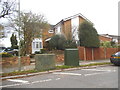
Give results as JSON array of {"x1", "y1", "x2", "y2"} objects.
[
  {"x1": 40, "y1": 48, "x2": 47, "y2": 54},
  {"x1": 64, "y1": 40, "x2": 77, "y2": 48},
  {"x1": 79, "y1": 21, "x2": 100, "y2": 47},
  {"x1": 35, "y1": 51, "x2": 41, "y2": 54},
  {"x1": 30, "y1": 54, "x2": 35, "y2": 58},
  {"x1": 100, "y1": 41, "x2": 112, "y2": 48},
  {"x1": 49, "y1": 34, "x2": 66, "y2": 50},
  {"x1": 1, "y1": 52, "x2": 13, "y2": 57}
]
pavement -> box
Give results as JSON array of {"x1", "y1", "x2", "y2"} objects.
[{"x1": 0, "y1": 59, "x2": 111, "y2": 80}]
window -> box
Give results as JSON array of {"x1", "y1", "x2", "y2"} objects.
[
  {"x1": 40, "y1": 42, "x2": 42, "y2": 48},
  {"x1": 36, "y1": 42, "x2": 39, "y2": 48},
  {"x1": 32, "y1": 41, "x2": 42, "y2": 49},
  {"x1": 33, "y1": 42, "x2": 35, "y2": 48}
]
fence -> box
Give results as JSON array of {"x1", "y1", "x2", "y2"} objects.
[{"x1": 78, "y1": 46, "x2": 119, "y2": 60}]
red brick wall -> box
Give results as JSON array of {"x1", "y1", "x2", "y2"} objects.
[
  {"x1": 2, "y1": 56, "x2": 30, "y2": 68},
  {"x1": 78, "y1": 46, "x2": 118, "y2": 60}
]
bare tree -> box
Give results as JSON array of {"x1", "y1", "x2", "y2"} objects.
[
  {"x1": 0, "y1": 24, "x2": 4, "y2": 38},
  {"x1": 0, "y1": 0, "x2": 16, "y2": 18},
  {"x1": 13, "y1": 11, "x2": 50, "y2": 55},
  {"x1": 71, "y1": 26, "x2": 79, "y2": 41}
]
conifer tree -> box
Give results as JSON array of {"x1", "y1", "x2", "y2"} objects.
[
  {"x1": 10, "y1": 33, "x2": 18, "y2": 49},
  {"x1": 78, "y1": 21, "x2": 100, "y2": 47}
]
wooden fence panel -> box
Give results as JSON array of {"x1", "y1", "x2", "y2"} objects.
[
  {"x1": 78, "y1": 47, "x2": 84, "y2": 60},
  {"x1": 78, "y1": 46, "x2": 119, "y2": 60}
]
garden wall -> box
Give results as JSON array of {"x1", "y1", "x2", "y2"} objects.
[
  {"x1": 1, "y1": 56, "x2": 30, "y2": 68},
  {"x1": 78, "y1": 46, "x2": 119, "y2": 60}
]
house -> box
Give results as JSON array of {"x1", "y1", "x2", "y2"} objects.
[
  {"x1": 99, "y1": 34, "x2": 120, "y2": 44},
  {"x1": 32, "y1": 25, "x2": 54, "y2": 54},
  {"x1": 42, "y1": 25, "x2": 55, "y2": 48},
  {"x1": 99, "y1": 34, "x2": 113, "y2": 42},
  {"x1": 53, "y1": 13, "x2": 93, "y2": 44},
  {"x1": 32, "y1": 13, "x2": 93, "y2": 53}
]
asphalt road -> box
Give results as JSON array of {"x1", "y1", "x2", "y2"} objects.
[{"x1": 1, "y1": 65, "x2": 118, "y2": 88}]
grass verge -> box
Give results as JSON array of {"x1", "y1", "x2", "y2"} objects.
[{"x1": 1, "y1": 62, "x2": 112, "y2": 77}]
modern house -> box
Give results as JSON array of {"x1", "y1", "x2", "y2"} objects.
[
  {"x1": 53, "y1": 13, "x2": 93, "y2": 44},
  {"x1": 31, "y1": 13, "x2": 93, "y2": 53},
  {"x1": 99, "y1": 34, "x2": 113, "y2": 42},
  {"x1": 32, "y1": 25, "x2": 54, "y2": 54},
  {"x1": 99, "y1": 34, "x2": 120, "y2": 44}
]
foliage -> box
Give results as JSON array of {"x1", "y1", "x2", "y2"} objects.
[
  {"x1": 1, "y1": 52, "x2": 13, "y2": 57},
  {"x1": 49, "y1": 34, "x2": 66, "y2": 50},
  {"x1": 35, "y1": 51, "x2": 41, "y2": 54},
  {"x1": 78, "y1": 21, "x2": 100, "y2": 48},
  {"x1": 110, "y1": 41, "x2": 117, "y2": 47},
  {"x1": 100, "y1": 41, "x2": 117, "y2": 48},
  {"x1": 64, "y1": 40, "x2": 77, "y2": 49},
  {"x1": 10, "y1": 33, "x2": 18, "y2": 49},
  {"x1": 100, "y1": 41, "x2": 111, "y2": 48},
  {"x1": 40, "y1": 48, "x2": 47, "y2": 54},
  {"x1": 80, "y1": 62, "x2": 112, "y2": 67},
  {"x1": 34, "y1": 48, "x2": 47, "y2": 54}
]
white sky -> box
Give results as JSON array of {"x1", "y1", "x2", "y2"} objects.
[
  {"x1": 20, "y1": 0, "x2": 119, "y2": 35},
  {"x1": 0, "y1": 0, "x2": 119, "y2": 47}
]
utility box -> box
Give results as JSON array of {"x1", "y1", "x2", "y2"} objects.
[
  {"x1": 64, "y1": 49, "x2": 79, "y2": 66},
  {"x1": 35, "y1": 54, "x2": 55, "y2": 71}
]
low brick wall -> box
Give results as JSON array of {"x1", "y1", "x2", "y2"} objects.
[
  {"x1": 1, "y1": 56, "x2": 30, "y2": 68},
  {"x1": 56, "y1": 54, "x2": 64, "y2": 63}
]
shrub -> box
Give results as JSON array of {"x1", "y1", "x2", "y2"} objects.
[
  {"x1": 100, "y1": 41, "x2": 112, "y2": 48},
  {"x1": 64, "y1": 40, "x2": 77, "y2": 48},
  {"x1": 30, "y1": 54, "x2": 35, "y2": 58},
  {"x1": 1, "y1": 52, "x2": 13, "y2": 57},
  {"x1": 49, "y1": 34, "x2": 66, "y2": 50},
  {"x1": 40, "y1": 48, "x2": 47, "y2": 54},
  {"x1": 35, "y1": 51, "x2": 41, "y2": 54},
  {"x1": 78, "y1": 21, "x2": 100, "y2": 47}
]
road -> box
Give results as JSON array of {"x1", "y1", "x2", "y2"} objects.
[{"x1": 1, "y1": 65, "x2": 118, "y2": 88}]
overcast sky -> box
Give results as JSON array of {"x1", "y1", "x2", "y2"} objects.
[
  {"x1": 0, "y1": 0, "x2": 119, "y2": 47},
  {"x1": 20, "y1": 0, "x2": 119, "y2": 35}
]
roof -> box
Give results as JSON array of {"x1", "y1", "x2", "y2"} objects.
[
  {"x1": 63, "y1": 13, "x2": 93, "y2": 23},
  {"x1": 99, "y1": 34, "x2": 120, "y2": 39},
  {"x1": 45, "y1": 38, "x2": 51, "y2": 42},
  {"x1": 54, "y1": 13, "x2": 93, "y2": 28}
]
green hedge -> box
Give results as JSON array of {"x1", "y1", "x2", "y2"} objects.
[{"x1": 1, "y1": 52, "x2": 13, "y2": 57}]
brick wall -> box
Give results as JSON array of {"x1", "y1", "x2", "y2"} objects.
[
  {"x1": 2, "y1": 56, "x2": 30, "y2": 68},
  {"x1": 63, "y1": 20, "x2": 72, "y2": 40}
]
